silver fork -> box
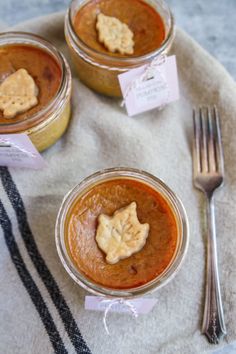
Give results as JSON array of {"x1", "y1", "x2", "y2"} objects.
[{"x1": 192, "y1": 106, "x2": 227, "y2": 344}]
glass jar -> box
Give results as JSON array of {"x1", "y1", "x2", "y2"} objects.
[
  {"x1": 65, "y1": 0, "x2": 174, "y2": 97},
  {"x1": 0, "y1": 32, "x2": 72, "y2": 152},
  {"x1": 56, "y1": 168, "x2": 189, "y2": 298}
]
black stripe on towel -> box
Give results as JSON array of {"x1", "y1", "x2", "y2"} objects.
[
  {"x1": 0, "y1": 199, "x2": 68, "y2": 354},
  {"x1": 0, "y1": 167, "x2": 91, "y2": 354}
]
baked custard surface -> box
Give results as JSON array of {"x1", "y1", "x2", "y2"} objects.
[
  {"x1": 0, "y1": 44, "x2": 62, "y2": 124},
  {"x1": 73, "y1": 0, "x2": 166, "y2": 57},
  {"x1": 66, "y1": 178, "x2": 178, "y2": 289}
]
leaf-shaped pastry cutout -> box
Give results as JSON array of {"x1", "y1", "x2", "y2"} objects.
[
  {"x1": 0, "y1": 68, "x2": 38, "y2": 118},
  {"x1": 96, "y1": 13, "x2": 134, "y2": 55},
  {"x1": 96, "y1": 202, "x2": 150, "y2": 264}
]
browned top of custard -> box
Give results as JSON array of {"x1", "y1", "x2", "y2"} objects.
[
  {"x1": 0, "y1": 45, "x2": 62, "y2": 125},
  {"x1": 66, "y1": 178, "x2": 178, "y2": 289},
  {"x1": 73, "y1": 0, "x2": 166, "y2": 57}
]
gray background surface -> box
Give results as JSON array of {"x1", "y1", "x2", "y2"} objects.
[{"x1": 0, "y1": 0, "x2": 235, "y2": 353}]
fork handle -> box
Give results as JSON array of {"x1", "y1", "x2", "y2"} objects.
[{"x1": 202, "y1": 194, "x2": 227, "y2": 344}]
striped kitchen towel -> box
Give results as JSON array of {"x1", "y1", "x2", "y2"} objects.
[{"x1": 1, "y1": 12, "x2": 236, "y2": 354}]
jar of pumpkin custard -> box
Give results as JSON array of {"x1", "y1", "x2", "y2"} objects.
[
  {"x1": 0, "y1": 32, "x2": 72, "y2": 152},
  {"x1": 56, "y1": 168, "x2": 189, "y2": 297},
  {"x1": 65, "y1": 0, "x2": 174, "y2": 97}
]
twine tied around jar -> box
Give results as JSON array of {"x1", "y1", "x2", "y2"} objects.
[
  {"x1": 121, "y1": 54, "x2": 169, "y2": 108},
  {"x1": 0, "y1": 137, "x2": 37, "y2": 158},
  {"x1": 99, "y1": 298, "x2": 138, "y2": 335}
]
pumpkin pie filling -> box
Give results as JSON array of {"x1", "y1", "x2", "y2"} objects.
[
  {"x1": 73, "y1": 0, "x2": 166, "y2": 57},
  {"x1": 0, "y1": 45, "x2": 62, "y2": 124},
  {"x1": 0, "y1": 33, "x2": 72, "y2": 152},
  {"x1": 65, "y1": 178, "x2": 178, "y2": 289}
]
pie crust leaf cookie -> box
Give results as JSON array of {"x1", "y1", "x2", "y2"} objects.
[
  {"x1": 96, "y1": 13, "x2": 134, "y2": 55},
  {"x1": 0, "y1": 68, "x2": 39, "y2": 118},
  {"x1": 96, "y1": 202, "x2": 150, "y2": 264}
]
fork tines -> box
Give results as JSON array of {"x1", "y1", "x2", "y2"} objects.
[{"x1": 193, "y1": 106, "x2": 224, "y2": 176}]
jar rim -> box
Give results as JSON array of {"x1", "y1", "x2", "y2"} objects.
[
  {"x1": 66, "y1": 0, "x2": 175, "y2": 68},
  {"x1": 55, "y1": 167, "x2": 189, "y2": 298},
  {"x1": 0, "y1": 31, "x2": 71, "y2": 133}
]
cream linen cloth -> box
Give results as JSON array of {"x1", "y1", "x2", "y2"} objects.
[{"x1": 0, "y1": 12, "x2": 236, "y2": 354}]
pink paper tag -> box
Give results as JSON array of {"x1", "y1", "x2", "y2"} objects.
[
  {"x1": 0, "y1": 134, "x2": 46, "y2": 169},
  {"x1": 118, "y1": 55, "x2": 179, "y2": 116},
  {"x1": 85, "y1": 296, "x2": 157, "y2": 314}
]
